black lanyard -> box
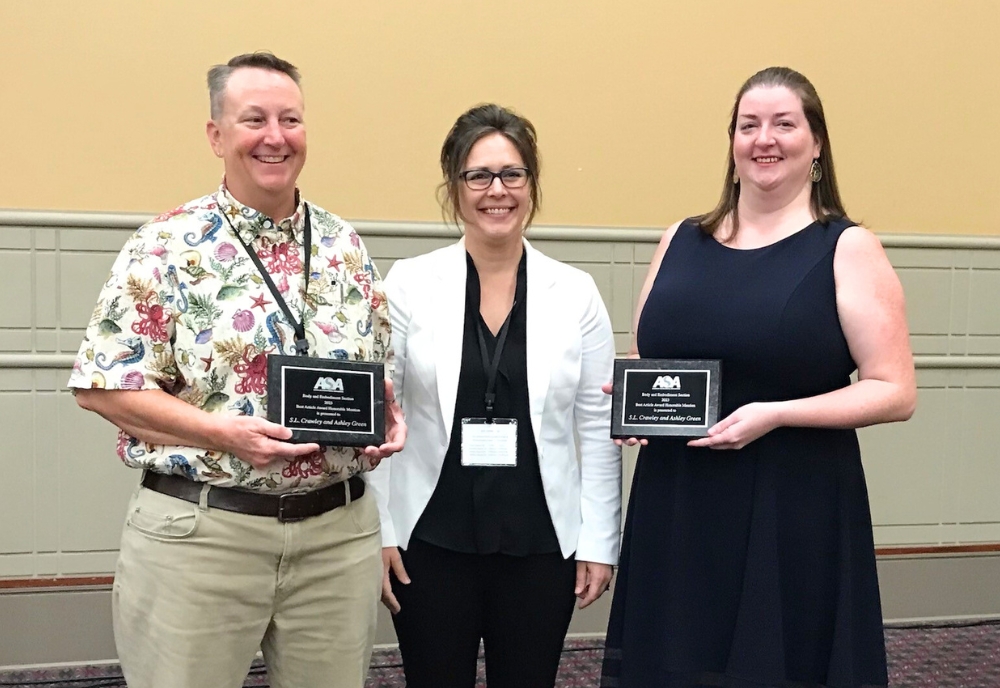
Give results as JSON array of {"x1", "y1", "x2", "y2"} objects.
[
  {"x1": 475, "y1": 270, "x2": 526, "y2": 421},
  {"x1": 224, "y1": 203, "x2": 312, "y2": 356}
]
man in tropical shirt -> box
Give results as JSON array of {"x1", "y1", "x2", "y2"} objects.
[{"x1": 68, "y1": 52, "x2": 405, "y2": 688}]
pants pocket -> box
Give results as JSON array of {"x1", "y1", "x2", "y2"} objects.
[
  {"x1": 347, "y1": 492, "x2": 380, "y2": 535},
  {"x1": 126, "y1": 489, "x2": 200, "y2": 540}
]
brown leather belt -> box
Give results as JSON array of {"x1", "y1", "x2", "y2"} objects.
[{"x1": 141, "y1": 472, "x2": 365, "y2": 522}]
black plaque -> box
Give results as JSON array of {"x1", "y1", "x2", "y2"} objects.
[
  {"x1": 611, "y1": 359, "x2": 721, "y2": 438},
  {"x1": 267, "y1": 354, "x2": 385, "y2": 447}
]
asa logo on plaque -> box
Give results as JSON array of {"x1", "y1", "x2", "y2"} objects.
[
  {"x1": 652, "y1": 375, "x2": 681, "y2": 390},
  {"x1": 267, "y1": 355, "x2": 385, "y2": 447},
  {"x1": 611, "y1": 359, "x2": 721, "y2": 438}
]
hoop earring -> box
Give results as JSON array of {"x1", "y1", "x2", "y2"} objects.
[
  {"x1": 810, "y1": 159, "x2": 822, "y2": 183},
  {"x1": 732, "y1": 170, "x2": 740, "y2": 185}
]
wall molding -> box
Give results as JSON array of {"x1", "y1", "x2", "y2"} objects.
[
  {"x1": 0, "y1": 576, "x2": 113, "y2": 592},
  {"x1": 877, "y1": 543, "x2": 1000, "y2": 558},
  {"x1": 3, "y1": 543, "x2": 997, "y2": 591},
  {"x1": 3, "y1": 353, "x2": 999, "y2": 370},
  {"x1": 3, "y1": 209, "x2": 1000, "y2": 248},
  {"x1": 911, "y1": 356, "x2": 1000, "y2": 369},
  {"x1": 0, "y1": 355, "x2": 77, "y2": 368}
]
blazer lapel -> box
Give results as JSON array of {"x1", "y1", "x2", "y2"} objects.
[
  {"x1": 434, "y1": 240, "x2": 468, "y2": 441},
  {"x1": 524, "y1": 240, "x2": 555, "y2": 450}
]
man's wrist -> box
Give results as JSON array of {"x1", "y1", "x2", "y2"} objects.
[{"x1": 199, "y1": 410, "x2": 229, "y2": 456}]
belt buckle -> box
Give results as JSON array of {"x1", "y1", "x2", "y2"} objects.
[{"x1": 277, "y1": 490, "x2": 310, "y2": 522}]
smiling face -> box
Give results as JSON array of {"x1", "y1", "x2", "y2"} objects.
[
  {"x1": 457, "y1": 132, "x2": 531, "y2": 246},
  {"x1": 206, "y1": 67, "x2": 306, "y2": 219},
  {"x1": 732, "y1": 85, "x2": 820, "y2": 195}
]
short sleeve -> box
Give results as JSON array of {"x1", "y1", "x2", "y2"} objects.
[{"x1": 68, "y1": 224, "x2": 179, "y2": 391}]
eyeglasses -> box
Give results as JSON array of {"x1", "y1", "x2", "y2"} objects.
[{"x1": 458, "y1": 167, "x2": 531, "y2": 190}]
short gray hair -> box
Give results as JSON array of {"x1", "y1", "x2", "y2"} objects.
[{"x1": 207, "y1": 52, "x2": 301, "y2": 119}]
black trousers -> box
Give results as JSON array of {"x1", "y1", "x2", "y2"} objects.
[{"x1": 390, "y1": 538, "x2": 578, "y2": 688}]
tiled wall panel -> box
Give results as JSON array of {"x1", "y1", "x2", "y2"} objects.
[
  {"x1": 0, "y1": 393, "x2": 36, "y2": 553},
  {"x1": 2, "y1": 211, "x2": 1000, "y2": 578}
]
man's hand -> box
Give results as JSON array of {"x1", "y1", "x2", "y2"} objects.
[
  {"x1": 218, "y1": 416, "x2": 321, "y2": 469},
  {"x1": 75, "y1": 388, "x2": 319, "y2": 469}
]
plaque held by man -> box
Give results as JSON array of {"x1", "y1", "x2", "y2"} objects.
[
  {"x1": 267, "y1": 355, "x2": 385, "y2": 447},
  {"x1": 225, "y1": 202, "x2": 387, "y2": 448},
  {"x1": 611, "y1": 358, "x2": 721, "y2": 438}
]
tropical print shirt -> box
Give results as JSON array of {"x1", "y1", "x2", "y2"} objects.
[{"x1": 68, "y1": 185, "x2": 392, "y2": 492}]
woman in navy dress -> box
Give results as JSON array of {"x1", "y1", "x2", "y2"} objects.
[{"x1": 601, "y1": 67, "x2": 916, "y2": 688}]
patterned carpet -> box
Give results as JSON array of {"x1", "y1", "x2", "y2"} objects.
[{"x1": 1, "y1": 622, "x2": 997, "y2": 687}]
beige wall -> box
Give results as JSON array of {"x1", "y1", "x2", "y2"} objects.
[{"x1": 2, "y1": 0, "x2": 999, "y2": 234}]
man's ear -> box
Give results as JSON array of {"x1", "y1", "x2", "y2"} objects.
[{"x1": 206, "y1": 120, "x2": 223, "y2": 158}]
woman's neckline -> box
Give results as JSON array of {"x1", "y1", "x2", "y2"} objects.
[{"x1": 709, "y1": 219, "x2": 821, "y2": 252}]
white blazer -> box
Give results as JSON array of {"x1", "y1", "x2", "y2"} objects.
[{"x1": 367, "y1": 238, "x2": 622, "y2": 564}]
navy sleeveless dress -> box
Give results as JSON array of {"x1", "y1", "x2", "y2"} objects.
[{"x1": 601, "y1": 218, "x2": 888, "y2": 688}]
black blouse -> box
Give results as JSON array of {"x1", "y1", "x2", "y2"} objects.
[{"x1": 410, "y1": 251, "x2": 561, "y2": 556}]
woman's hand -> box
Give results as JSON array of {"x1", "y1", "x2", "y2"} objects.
[
  {"x1": 687, "y1": 402, "x2": 781, "y2": 450},
  {"x1": 380, "y1": 546, "x2": 410, "y2": 614},
  {"x1": 601, "y1": 382, "x2": 647, "y2": 447},
  {"x1": 362, "y1": 379, "x2": 407, "y2": 467},
  {"x1": 575, "y1": 561, "x2": 613, "y2": 609}
]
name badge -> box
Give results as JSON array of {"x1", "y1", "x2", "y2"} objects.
[{"x1": 461, "y1": 418, "x2": 517, "y2": 467}]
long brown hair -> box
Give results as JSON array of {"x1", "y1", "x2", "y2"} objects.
[
  {"x1": 697, "y1": 67, "x2": 847, "y2": 239},
  {"x1": 438, "y1": 104, "x2": 541, "y2": 230}
]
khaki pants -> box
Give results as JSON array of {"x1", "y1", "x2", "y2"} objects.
[{"x1": 112, "y1": 481, "x2": 382, "y2": 688}]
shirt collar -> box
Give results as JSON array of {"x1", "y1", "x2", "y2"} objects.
[{"x1": 216, "y1": 183, "x2": 306, "y2": 245}]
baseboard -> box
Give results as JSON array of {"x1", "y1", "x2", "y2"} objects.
[{"x1": 4, "y1": 553, "x2": 999, "y2": 668}]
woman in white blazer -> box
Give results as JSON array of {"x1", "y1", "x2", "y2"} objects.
[{"x1": 366, "y1": 104, "x2": 622, "y2": 688}]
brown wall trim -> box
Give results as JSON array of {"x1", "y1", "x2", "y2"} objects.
[
  {"x1": 876, "y1": 543, "x2": 1000, "y2": 557},
  {"x1": 2, "y1": 544, "x2": 1000, "y2": 589},
  {"x1": 0, "y1": 576, "x2": 113, "y2": 590}
]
